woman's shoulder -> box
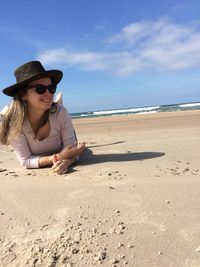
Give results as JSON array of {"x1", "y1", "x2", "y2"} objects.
[
  {"x1": 51, "y1": 106, "x2": 71, "y2": 129},
  {"x1": 51, "y1": 92, "x2": 69, "y2": 117},
  {"x1": 55, "y1": 105, "x2": 69, "y2": 117}
]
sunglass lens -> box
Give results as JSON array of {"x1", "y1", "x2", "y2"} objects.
[
  {"x1": 35, "y1": 85, "x2": 46, "y2": 94},
  {"x1": 49, "y1": 85, "x2": 57, "y2": 94},
  {"x1": 35, "y1": 85, "x2": 57, "y2": 94}
]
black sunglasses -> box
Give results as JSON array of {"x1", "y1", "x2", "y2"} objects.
[{"x1": 26, "y1": 84, "x2": 57, "y2": 94}]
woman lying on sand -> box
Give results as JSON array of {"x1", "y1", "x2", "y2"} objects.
[{"x1": 0, "y1": 60, "x2": 85, "y2": 174}]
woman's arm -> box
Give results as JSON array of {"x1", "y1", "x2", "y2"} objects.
[
  {"x1": 38, "y1": 154, "x2": 54, "y2": 167},
  {"x1": 38, "y1": 143, "x2": 85, "y2": 168},
  {"x1": 12, "y1": 132, "x2": 41, "y2": 168},
  {"x1": 51, "y1": 143, "x2": 85, "y2": 174},
  {"x1": 56, "y1": 143, "x2": 85, "y2": 161},
  {"x1": 13, "y1": 134, "x2": 84, "y2": 169}
]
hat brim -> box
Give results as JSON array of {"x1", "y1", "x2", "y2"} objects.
[{"x1": 2, "y1": 70, "x2": 63, "y2": 97}]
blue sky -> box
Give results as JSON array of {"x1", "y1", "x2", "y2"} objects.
[{"x1": 0, "y1": 0, "x2": 200, "y2": 113}]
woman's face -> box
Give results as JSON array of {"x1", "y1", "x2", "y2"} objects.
[{"x1": 23, "y1": 77, "x2": 55, "y2": 112}]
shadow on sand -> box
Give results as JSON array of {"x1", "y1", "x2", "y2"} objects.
[{"x1": 79, "y1": 148, "x2": 165, "y2": 165}]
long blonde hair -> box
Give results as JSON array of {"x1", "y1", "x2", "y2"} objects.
[
  {"x1": 0, "y1": 94, "x2": 27, "y2": 145},
  {"x1": 0, "y1": 92, "x2": 57, "y2": 145}
]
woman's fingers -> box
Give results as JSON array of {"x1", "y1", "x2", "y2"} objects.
[
  {"x1": 52, "y1": 160, "x2": 69, "y2": 174},
  {"x1": 55, "y1": 166, "x2": 68, "y2": 174},
  {"x1": 52, "y1": 160, "x2": 62, "y2": 170}
]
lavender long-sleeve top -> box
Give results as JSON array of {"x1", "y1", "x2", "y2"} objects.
[{"x1": 12, "y1": 105, "x2": 76, "y2": 169}]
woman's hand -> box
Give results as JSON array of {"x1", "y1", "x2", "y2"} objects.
[
  {"x1": 57, "y1": 142, "x2": 85, "y2": 161},
  {"x1": 52, "y1": 154, "x2": 73, "y2": 175}
]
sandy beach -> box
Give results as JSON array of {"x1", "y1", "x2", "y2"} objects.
[{"x1": 0, "y1": 110, "x2": 200, "y2": 267}]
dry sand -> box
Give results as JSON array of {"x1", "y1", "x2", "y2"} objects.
[{"x1": 0, "y1": 110, "x2": 200, "y2": 267}]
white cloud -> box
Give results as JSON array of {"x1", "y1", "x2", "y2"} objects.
[
  {"x1": 38, "y1": 49, "x2": 110, "y2": 70},
  {"x1": 37, "y1": 18, "x2": 200, "y2": 76},
  {"x1": 108, "y1": 21, "x2": 152, "y2": 44}
]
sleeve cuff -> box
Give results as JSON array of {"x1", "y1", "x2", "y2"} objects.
[{"x1": 25, "y1": 156, "x2": 40, "y2": 169}]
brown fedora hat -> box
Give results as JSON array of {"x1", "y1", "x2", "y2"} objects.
[{"x1": 2, "y1": 60, "x2": 63, "y2": 97}]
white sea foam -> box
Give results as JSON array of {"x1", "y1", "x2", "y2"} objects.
[
  {"x1": 80, "y1": 114, "x2": 92, "y2": 117},
  {"x1": 179, "y1": 102, "x2": 200, "y2": 108},
  {"x1": 93, "y1": 106, "x2": 160, "y2": 115}
]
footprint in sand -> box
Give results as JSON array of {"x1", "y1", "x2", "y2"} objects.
[
  {"x1": 156, "y1": 161, "x2": 199, "y2": 176},
  {"x1": 91, "y1": 168, "x2": 125, "y2": 181}
]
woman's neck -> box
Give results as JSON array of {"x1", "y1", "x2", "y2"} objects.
[
  {"x1": 28, "y1": 109, "x2": 43, "y2": 121},
  {"x1": 27, "y1": 106, "x2": 47, "y2": 129}
]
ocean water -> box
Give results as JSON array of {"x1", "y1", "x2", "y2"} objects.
[{"x1": 70, "y1": 102, "x2": 200, "y2": 119}]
